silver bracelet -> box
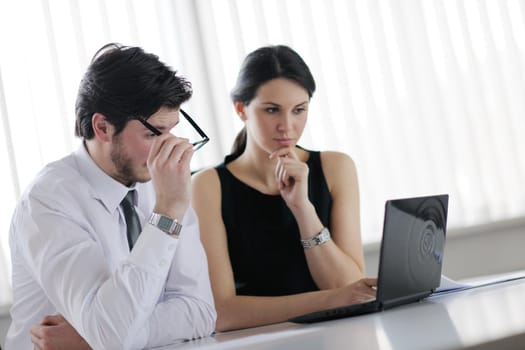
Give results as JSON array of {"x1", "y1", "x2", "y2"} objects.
[{"x1": 301, "y1": 227, "x2": 331, "y2": 249}]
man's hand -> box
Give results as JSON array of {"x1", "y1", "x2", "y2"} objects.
[
  {"x1": 31, "y1": 314, "x2": 91, "y2": 350},
  {"x1": 148, "y1": 134, "x2": 194, "y2": 220}
]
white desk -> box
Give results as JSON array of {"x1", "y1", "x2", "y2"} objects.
[{"x1": 155, "y1": 278, "x2": 525, "y2": 350}]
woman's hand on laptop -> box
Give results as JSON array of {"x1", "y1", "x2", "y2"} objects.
[{"x1": 333, "y1": 278, "x2": 378, "y2": 306}]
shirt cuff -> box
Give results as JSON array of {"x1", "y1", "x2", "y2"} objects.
[{"x1": 127, "y1": 224, "x2": 179, "y2": 277}]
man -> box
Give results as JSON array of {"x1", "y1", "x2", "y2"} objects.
[{"x1": 5, "y1": 43, "x2": 216, "y2": 349}]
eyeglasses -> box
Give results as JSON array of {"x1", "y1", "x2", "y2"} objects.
[{"x1": 137, "y1": 109, "x2": 210, "y2": 151}]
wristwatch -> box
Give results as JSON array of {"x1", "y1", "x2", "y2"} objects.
[
  {"x1": 148, "y1": 213, "x2": 182, "y2": 237},
  {"x1": 301, "y1": 227, "x2": 331, "y2": 249}
]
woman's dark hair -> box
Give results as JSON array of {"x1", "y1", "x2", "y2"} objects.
[
  {"x1": 230, "y1": 45, "x2": 316, "y2": 155},
  {"x1": 75, "y1": 43, "x2": 192, "y2": 139}
]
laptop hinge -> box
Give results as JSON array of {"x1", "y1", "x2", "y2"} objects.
[{"x1": 380, "y1": 291, "x2": 431, "y2": 310}]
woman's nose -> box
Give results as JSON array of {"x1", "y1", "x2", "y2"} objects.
[{"x1": 277, "y1": 114, "x2": 293, "y2": 131}]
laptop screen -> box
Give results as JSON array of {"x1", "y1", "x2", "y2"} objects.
[{"x1": 377, "y1": 194, "x2": 449, "y2": 306}]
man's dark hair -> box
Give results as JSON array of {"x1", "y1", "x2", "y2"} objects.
[{"x1": 75, "y1": 43, "x2": 192, "y2": 139}]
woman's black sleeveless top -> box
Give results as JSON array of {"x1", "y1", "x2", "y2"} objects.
[{"x1": 215, "y1": 150, "x2": 332, "y2": 296}]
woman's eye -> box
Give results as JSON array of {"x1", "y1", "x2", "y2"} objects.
[
  {"x1": 294, "y1": 107, "x2": 306, "y2": 114},
  {"x1": 265, "y1": 107, "x2": 278, "y2": 114}
]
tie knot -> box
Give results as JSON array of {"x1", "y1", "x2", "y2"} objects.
[
  {"x1": 121, "y1": 190, "x2": 136, "y2": 208},
  {"x1": 120, "y1": 190, "x2": 141, "y2": 250}
]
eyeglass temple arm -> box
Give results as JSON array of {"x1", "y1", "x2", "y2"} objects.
[
  {"x1": 180, "y1": 109, "x2": 209, "y2": 140},
  {"x1": 138, "y1": 118, "x2": 162, "y2": 136}
]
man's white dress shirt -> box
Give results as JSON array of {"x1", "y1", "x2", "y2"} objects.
[{"x1": 5, "y1": 144, "x2": 216, "y2": 350}]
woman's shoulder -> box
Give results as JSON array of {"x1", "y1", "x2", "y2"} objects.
[
  {"x1": 318, "y1": 150, "x2": 355, "y2": 169},
  {"x1": 317, "y1": 151, "x2": 357, "y2": 192},
  {"x1": 192, "y1": 166, "x2": 221, "y2": 190},
  {"x1": 298, "y1": 147, "x2": 353, "y2": 164}
]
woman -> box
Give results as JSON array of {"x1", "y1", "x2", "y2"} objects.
[{"x1": 192, "y1": 45, "x2": 376, "y2": 332}]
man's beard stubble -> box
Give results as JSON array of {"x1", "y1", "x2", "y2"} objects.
[{"x1": 110, "y1": 135, "x2": 147, "y2": 185}]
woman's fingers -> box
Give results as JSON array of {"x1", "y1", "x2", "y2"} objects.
[{"x1": 269, "y1": 147, "x2": 299, "y2": 160}]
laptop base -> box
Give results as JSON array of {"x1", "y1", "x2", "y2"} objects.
[{"x1": 289, "y1": 299, "x2": 381, "y2": 323}]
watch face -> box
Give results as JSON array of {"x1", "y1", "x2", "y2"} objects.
[{"x1": 158, "y1": 216, "x2": 173, "y2": 231}]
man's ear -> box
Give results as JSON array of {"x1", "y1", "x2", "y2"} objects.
[
  {"x1": 92, "y1": 113, "x2": 113, "y2": 142},
  {"x1": 234, "y1": 102, "x2": 247, "y2": 121}
]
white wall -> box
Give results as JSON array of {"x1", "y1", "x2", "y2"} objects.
[{"x1": 365, "y1": 217, "x2": 525, "y2": 279}]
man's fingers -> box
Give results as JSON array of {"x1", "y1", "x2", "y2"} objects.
[
  {"x1": 41, "y1": 314, "x2": 64, "y2": 325},
  {"x1": 147, "y1": 133, "x2": 170, "y2": 162},
  {"x1": 149, "y1": 136, "x2": 193, "y2": 170},
  {"x1": 31, "y1": 330, "x2": 44, "y2": 349},
  {"x1": 31, "y1": 314, "x2": 67, "y2": 350},
  {"x1": 30, "y1": 324, "x2": 42, "y2": 338},
  {"x1": 174, "y1": 142, "x2": 194, "y2": 167}
]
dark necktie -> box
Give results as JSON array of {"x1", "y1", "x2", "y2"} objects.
[{"x1": 120, "y1": 190, "x2": 142, "y2": 250}]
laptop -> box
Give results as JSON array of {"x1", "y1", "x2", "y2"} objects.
[{"x1": 289, "y1": 194, "x2": 449, "y2": 323}]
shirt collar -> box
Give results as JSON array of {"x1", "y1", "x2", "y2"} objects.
[{"x1": 73, "y1": 142, "x2": 139, "y2": 214}]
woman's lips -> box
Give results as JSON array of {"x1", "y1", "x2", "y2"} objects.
[{"x1": 274, "y1": 138, "x2": 294, "y2": 146}]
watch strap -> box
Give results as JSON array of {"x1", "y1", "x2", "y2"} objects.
[{"x1": 148, "y1": 213, "x2": 182, "y2": 237}]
